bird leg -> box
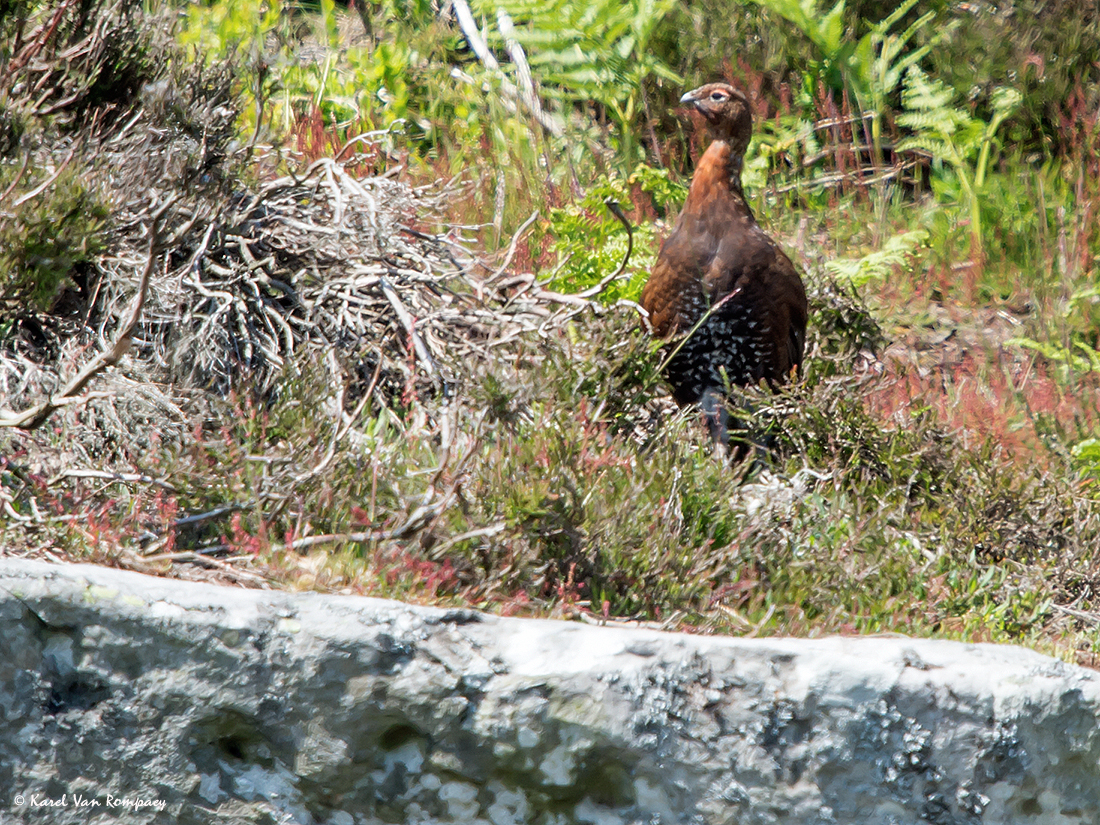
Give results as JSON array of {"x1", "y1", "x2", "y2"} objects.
[
  {"x1": 700, "y1": 387, "x2": 731, "y2": 457},
  {"x1": 702, "y1": 383, "x2": 774, "y2": 467}
]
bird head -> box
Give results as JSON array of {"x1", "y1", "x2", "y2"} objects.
[{"x1": 680, "y1": 83, "x2": 752, "y2": 151}]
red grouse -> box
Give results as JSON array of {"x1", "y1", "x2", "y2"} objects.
[{"x1": 640, "y1": 82, "x2": 808, "y2": 450}]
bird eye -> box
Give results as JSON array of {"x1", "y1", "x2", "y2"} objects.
[{"x1": 710, "y1": 92, "x2": 726, "y2": 101}]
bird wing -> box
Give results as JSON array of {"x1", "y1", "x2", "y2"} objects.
[
  {"x1": 702, "y1": 229, "x2": 808, "y2": 378},
  {"x1": 641, "y1": 217, "x2": 717, "y2": 338}
]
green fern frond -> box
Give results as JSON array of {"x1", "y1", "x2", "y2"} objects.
[
  {"x1": 899, "y1": 65, "x2": 957, "y2": 113},
  {"x1": 825, "y1": 229, "x2": 930, "y2": 287},
  {"x1": 896, "y1": 110, "x2": 967, "y2": 134},
  {"x1": 895, "y1": 134, "x2": 955, "y2": 161}
]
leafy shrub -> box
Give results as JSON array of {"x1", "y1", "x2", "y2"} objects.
[
  {"x1": 0, "y1": 171, "x2": 109, "y2": 314},
  {"x1": 0, "y1": 0, "x2": 155, "y2": 130},
  {"x1": 545, "y1": 170, "x2": 656, "y2": 300}
]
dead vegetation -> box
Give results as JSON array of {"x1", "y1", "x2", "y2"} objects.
[{"x1": 0, "y1": 0, "x2": 647, "y2": 588}]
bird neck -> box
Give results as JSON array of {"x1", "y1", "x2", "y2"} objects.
[{"x1": 689, "y1": 139, "x2": 750, "y2": 208}]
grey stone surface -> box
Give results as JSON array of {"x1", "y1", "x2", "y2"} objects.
[{"x1": 1, "y1": 558, "x2": 1099, "y2": 825}]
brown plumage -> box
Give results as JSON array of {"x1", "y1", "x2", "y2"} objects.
[{"x1": 640, "y1": 82, "x2": 808, "y2": 448}]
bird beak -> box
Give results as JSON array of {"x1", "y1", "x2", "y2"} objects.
[{"x1": 680, "y1": 89, "x2": 701, "y2": 105}]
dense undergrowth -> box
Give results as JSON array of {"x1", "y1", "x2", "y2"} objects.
[{"x1": 2, "y1": 0, "x2": 1100, "y2": 666}]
